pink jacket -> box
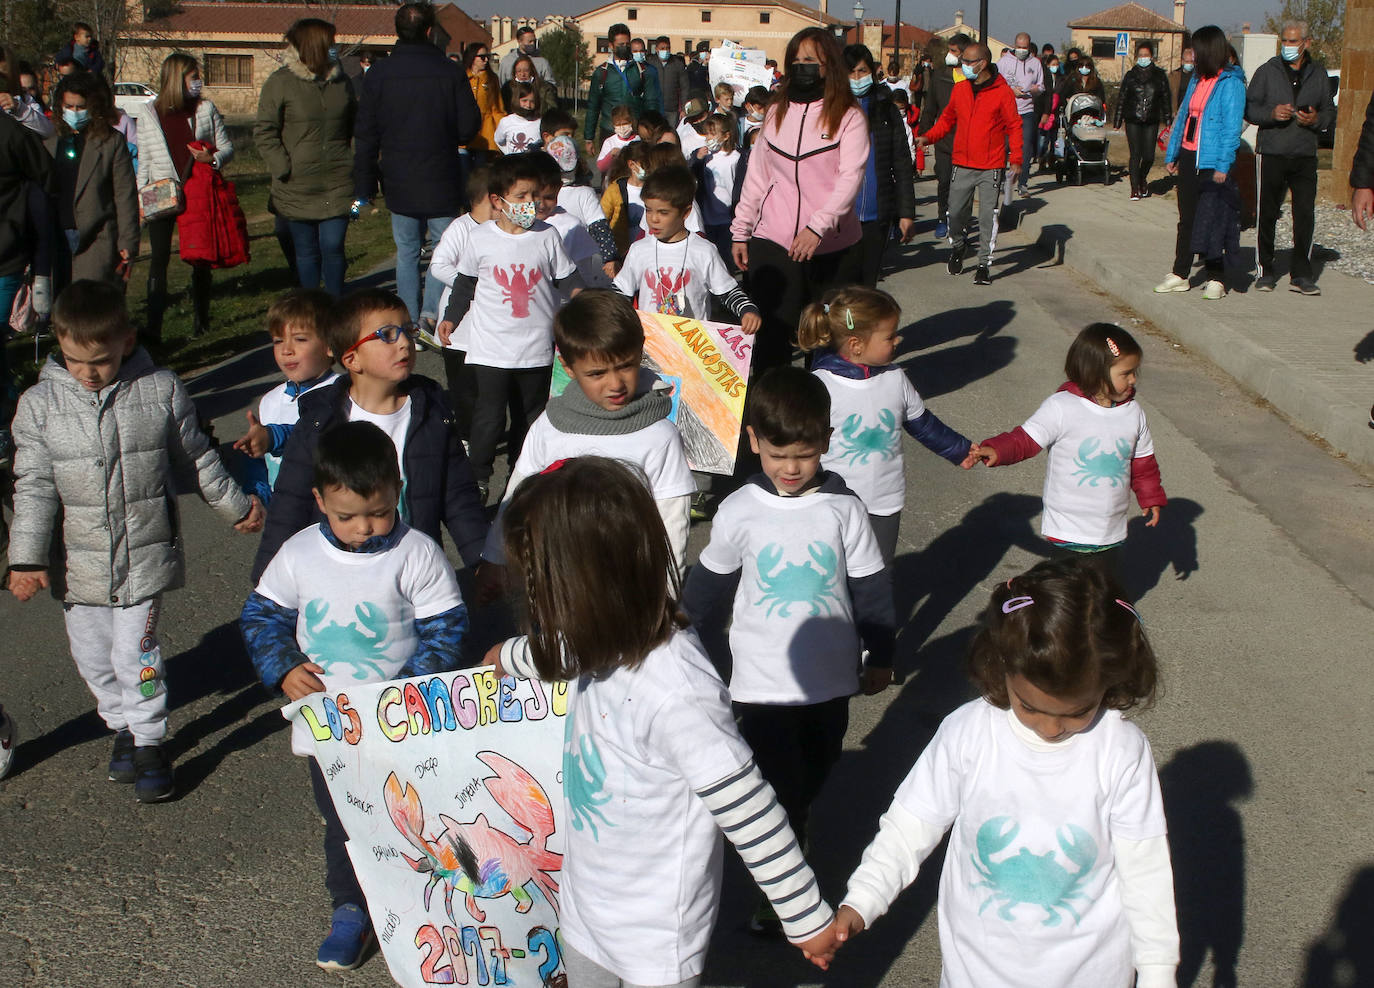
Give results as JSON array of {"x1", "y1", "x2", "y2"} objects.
[{"x1": 730, "y1": 99, "x2": 869, "y2": 253}]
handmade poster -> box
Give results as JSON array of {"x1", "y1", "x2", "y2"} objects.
[
  {"x1": 548, "y1": 313, "x2": 751, "y2": 474},
  {"x1": 709, "y1": 42, "x2": 773, "y2": 101},
  {"x1": 284, "y1": 670, "x2": 569, "y2": 988}
]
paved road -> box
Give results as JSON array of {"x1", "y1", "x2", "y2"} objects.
[{"x1": 2, "y1": 210, "x2": 1372, "y2": 988}]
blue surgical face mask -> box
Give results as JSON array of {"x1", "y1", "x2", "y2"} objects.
[
  {"x1": 1183, "y1": 61, "x2": 1194, "y2": 72},
  {"x1": 849, "y1": 75, "x2": 873, "y2": 96},
  {"x1": 960, "y1": 63, "x2": 978, "y2": 80},
  {"x1": 1137, "y1": 57, "x2": 1152, "y2": 68},
  {"x1": 1048, "y1": 64, "x2": 1060, "y2": 74},
  {"x1": 657, "y1": 49, "x2": 669, "y2": 60},
  {"x1": 63, "y1": 107, "x2": 89, "y2": 130},
  {"x1": 1282, "y1": 44, "x2": 1302, "y2": 62},
  {"x1": 327, "y1": 46, "x2": 339, "y2": 64},
  {"x1": 633, "y1": 51, "x2": 645, "y2": 63},
  {"x1": 1079, "y1": 66, "x2": 1091, "y2": 76}
]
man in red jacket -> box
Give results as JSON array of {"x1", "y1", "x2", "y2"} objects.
[{"x1": 916, "y1": 44, "x2": 1021, "y2": 285}]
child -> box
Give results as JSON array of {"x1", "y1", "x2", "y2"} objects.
[
  {"x1": 798, "y1": 286, "x2": 978, "y2": 565},
  {"x1": 693, "y1": 113, "x2": 742, "y2": 269},
  {"x1": 241, "y1": 421, "x2": 468, "y2": 972},
  {"x1": 8, "y1": 280, "x2": 263, "y2": 802},
  {"x1": 479, "y1": 290, "x2": 695, "y2": 583},
  {"x1": 251, "y1": 287, "x2": 488, "y2": 582},
  {"x1": 830, "y1": 558, "x2": 1179, "y2": 987},
  {"x1": 430, "y1": 168, "x2": 493, "y2": 440},
  {"x1": 676, "y1": 97, "x2": 709, "y2": 157},
  {"x1": 493, "y1": 81, "x2": 543, "y2": 154},
  {"x1": 712, "y1": 81, "x2": 738, "y2": 123},
  {"x1": 740, "y1": 85, "x2": 770, "y2": 142},
  {"x1": 613, "y1": 165, "x2": 760, "y2": 331},
  {"x1": 440, "y1": 153, "x2": 583, "y2": 500},
  {"x1": 232, "y1": 288, "x2": 340, "y2": 502},
  {"x1": 489, "y1": 457, "x2": 840, "y2": 983},
  {"x1": 531, "y1": 152, "x2": 613, "y2": 290},
  {"x1": 57, "y1": 21, "x2": 106, "y2": 76},
  {"x1": 636, "y1": 109, "x2": 674, "y2": 145},
  {"x1": 51, "y1": 72, "x2": 138, "y2": 291},
  {"x1": 682, "y1": 368, "x2": 895, "y2": 927},
  {"x1": 597, "y1": 104, "x2": 639, "y2": 173},
  {"x1": 541, "y1": 110, "x2": 619, "y2": 271},
  {"x1": 974, "y1": 324, "x2": 1166, "y2": 576},
  {"x1": 601, "y1": 140, "x2": 651, "y2": 257},
  {"x1": 638, "y1": 142, "x2": 704, "y2": 239}
]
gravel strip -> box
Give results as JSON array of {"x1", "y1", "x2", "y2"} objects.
[{"x1": 1272, "y1": 200, "x2": 1374, "y2": 283}]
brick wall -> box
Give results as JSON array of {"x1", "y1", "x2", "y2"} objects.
[{"x1": 1326, "y1": 0, "x2": 1374, "y2": 201}]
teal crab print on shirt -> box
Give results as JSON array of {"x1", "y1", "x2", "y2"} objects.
[
  {"x1": 564, "y1": 716, "x2": 613, "y2": 840},
  {"x1": 1071, "y1": 437, "x2": 1132, "y2": 487},
  {"x1": 835, "y1": 410, "x2": 899, "y2": 465},
  {"x1": 754, "y1": 542, "x2": 841, "y2": 618},
  {"x1": 301, "y1": 600, "x2": 394, "y2": 680},
  {"x1": 970, "y1": 816, "x2": 1099, "y2": 926}
]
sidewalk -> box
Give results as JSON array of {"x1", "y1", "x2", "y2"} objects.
[{"x1": 1006, "y1": 175, "x2": 1374, "y2": 469}]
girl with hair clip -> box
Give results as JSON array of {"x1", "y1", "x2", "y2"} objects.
[
  {"x1": 487, "y1": 457, "x2": 840, "y2": 986},
  {"x1": 798, "y1": 286, "x2": 979, "y2": 566},
  {"x1": 828, "y1": 557, "x2": 1179, "y2": 987},
  {"x1": 692, "y1": 113, "x2": 741, "y2": 267},
  {"x1": 972, "y1": 323, "x2": 1166, "y2": 579}
]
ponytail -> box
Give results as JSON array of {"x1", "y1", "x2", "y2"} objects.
[
  {"x1": 796, "y1": 299, "x2": 837, "y2": 352},
  {"x1": 795, "y1": 285, "x2": 902, "y2": 353}
]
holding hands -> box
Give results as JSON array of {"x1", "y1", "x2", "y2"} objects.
[
  {"x1": 799, "y1": 904, "x2": 868, "y2": 969},
  {"x1": 8, "y1": 568, "x2": 50, "y2": 601},
  {"x1": 961, "y1": 442, "x2": 996, "y2": 468},
  {"x1": 234, "y1": 496, "x2": 265, "y2": 534}
]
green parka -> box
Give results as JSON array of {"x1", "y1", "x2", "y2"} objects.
[{"x1": 254, "y1": 47, "x2": 356, "y2": 221}]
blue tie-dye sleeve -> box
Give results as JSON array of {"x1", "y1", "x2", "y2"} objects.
[
  {"x1": 402, "y1": 603, "x2": 471, "y2": 678},
  {"x1": 240, "y1": 590, "x2": 309, "y2": 691}
]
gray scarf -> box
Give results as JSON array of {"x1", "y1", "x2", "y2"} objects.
[{"x1": 544, "y1": 373, "x2": 673, "y2": 436}]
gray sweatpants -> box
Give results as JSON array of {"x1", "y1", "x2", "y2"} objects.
[
  {"x1": 562, "y1": 940, "x2": 701, "y2": 988},
  {"x1": 64, "y1": 597, "x2": 166, "y2": 746},
  {"x1": 949, "y1": 165, "x2": 1006, "y2": 267}
]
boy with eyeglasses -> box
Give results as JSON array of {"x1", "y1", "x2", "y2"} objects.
[{"x1": 250, "y1": 287, "x2": 489, "y2": 584}]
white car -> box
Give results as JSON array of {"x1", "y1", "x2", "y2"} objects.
[{"x1": 112, "y1": 81, "x2": 155, "y2": 114}]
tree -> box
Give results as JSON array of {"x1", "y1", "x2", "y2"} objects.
[
  {"x1": 2, "y1": 1, "x2": 75, "y2": 68},
  {"x1": 1263, "y1": 0, "x2": 1345, "y2": 67},
  {"x1": 540, "y1": 24, "x2": 590, "y2": 101}
]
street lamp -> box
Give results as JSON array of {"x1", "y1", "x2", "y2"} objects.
[{"x1": 853, "y1": 0, "x2": 865, "y2": 38}]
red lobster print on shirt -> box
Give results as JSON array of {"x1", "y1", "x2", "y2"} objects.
[
  {"x1": 645, "y1": 267, "x2": 690, "y2": 316},
  {"x1": 493, "y1": 264, "x2": 543, "y2": 318}
]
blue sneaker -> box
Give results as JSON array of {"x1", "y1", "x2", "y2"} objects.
[
  {"x1": 935, "y1": 218, "x2": 949, "y2": 240},
  {"x1": 108, "y1": 729, "x2": 136, "y2": 783},
  {"x1": 317, "y1": 904, "x2": 372, "y2": 971},
  {"x1": 133, "y1": 743, "x2": 175, "y2": 802}
]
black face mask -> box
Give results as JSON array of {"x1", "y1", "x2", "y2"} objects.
[
  {"x1": 789, "y1": 62, "x2": 823, "y2": 99},
  {"x1": 614, "y1": 44, "x2": 631, "y2": 61}
]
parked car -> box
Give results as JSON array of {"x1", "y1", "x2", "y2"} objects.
[
  {"x1": 112, "y1": 81, "x2": 155, "y2": 114},
  {"x1": 1319, "y1": 68, "x2": 1340, "y2": 150}
]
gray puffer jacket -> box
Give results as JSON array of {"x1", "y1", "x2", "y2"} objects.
[{"x1": 9, "y1": 349, "x2": 250, "y2": 606}]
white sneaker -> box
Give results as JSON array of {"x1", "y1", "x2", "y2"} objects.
[
  {"x1": 1153, "y1": 274, "x2": 1190, "y2": 293},
  {"x1": 1201, "y1": 280, "x2": 1227, "y2": 300},
  {"x1": 0, "y1": 706, "x2": 15, "y2": 780}
]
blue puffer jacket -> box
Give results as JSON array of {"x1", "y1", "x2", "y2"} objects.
[{"x1": 1167, "y1": 64, "x2": 1246, "y2": 175}]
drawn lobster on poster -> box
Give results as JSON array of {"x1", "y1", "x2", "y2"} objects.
[
  {"x1": 493, "y1": 264, "x2": 542, "y2": 318},
  {"x1": 384, "y1": 751, "x2": 561, "y2": 924},
  {"x1": 645, "y1": 267, "x2": 690, "y2": 315}
]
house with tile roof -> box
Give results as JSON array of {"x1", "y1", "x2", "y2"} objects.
[
  {"x1": 931, "y1": 9, "x2": 1011, "y2": 62},
  {"x1": 1067, "y1": 1, "x2": 1188, "y2": 81},
  {"x1": 119, "y1": 2, "x2": 489, "y2": 113}
]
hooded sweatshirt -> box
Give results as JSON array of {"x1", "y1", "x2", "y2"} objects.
[{"x1": 919, "y1": 65, "x2": 1022, "y2": 171}]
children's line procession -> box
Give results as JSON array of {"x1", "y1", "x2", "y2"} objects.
[{"x1": 3, "y1": 3, "x2": 1374, "y2": 986}]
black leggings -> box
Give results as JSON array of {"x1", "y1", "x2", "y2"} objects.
[
  {"x1": 743, "y1": 236, "x2": 861, "y2": 375},
  {"x1": 440, "y1": 347, "x2": 476, "y2": 442},
  {"x1": 1171, "y1": 150, "x2": 1224, "y2": 280},
  {"x1": 1125, "y1": 121, "x2": 1160, "y2": 188},
  {"x1": 735, "y1": 697, "x2": 849, "y2": 843},
  {"x1": 466, "y1": 364, "x2": 553, "y2": 483},
  {"x1": 145, "y1": 216, "x2": 212, "y2": 299},
  {"x1": 854, "y1": 220, "x2": 892, "y2": 288}
]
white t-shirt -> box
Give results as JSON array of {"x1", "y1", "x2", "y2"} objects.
[
  {"x1": 493, "y1": 113, "x2": 543, "y2": 154},
  {"x1": 543, "y1": 208, "x2": 613, "y2": 290},
  {"x1": 695, "y1": 481, "x2": 885, "y2": 704},
  {"x1": 698, "y1": 149, "x2": 740, "y2": 226},
  {"x1": 257, "y1": 372, "x2": 341, "y2": 488},
  {"x1": 816, "y1": 367, "x2": 928, "y2": 517},
  {"x1": 482, "y1": 408, "x2": 696, "y2": 563},
  {"x1": 554, "y1": 628, "x2": 756, "y2": 984},
  {"x1": 677, "y1": 118, "x2": 707, "y2": 157},
  {"x1": 626, "y1": 182, "x2": 702, "y2": 238},
  {"x1": 255, "y1": 523, "x2": 464, "y2": 755},
  {"x1": 875, "y1": 698, "x2": 1167, "y2": 988},
  {"x1": 613, "y1": 232, "x2": 735, "y2": 319},
  {"x1": 557, "y1": 183, "x2": 609, "y2": 230},
  {"x1": 598, "y1": 132, "x2": 638, "y2": 169},
  {"x1": 348, "y1": 397, "x2": 412, "y2": 520},
  {"x1": 1019, "y1": 391, "x2": 1155, "y2": 546},
  {"x1": 431, "y1": 213, "x2": 479, "y2": 350},
  {"x1": 458, "y1": 220, "x2": 576, "y2": 368}
]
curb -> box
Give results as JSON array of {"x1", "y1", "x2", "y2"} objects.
[{"x1": 1015, "y1": 207, "x2": 1374, "y2": 470}]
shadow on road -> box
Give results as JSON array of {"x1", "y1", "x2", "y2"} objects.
[
  {"x1": 1161, "y1": 740, "x2": 1252, "y2": 988},
  {"x1": 1125, "y1": 496, "x2": 1203, "y2": 602},
  {"x1": 896, "y1": 299, "x2": 1018, "y2": 400},
  {"x1": 7, "y1": 710, "x2": 109, "y2": 780},
  {"x1": 1354, "y1": 330, "x2": 1374, "y2": 364},
  {"x1": 1301, "y1": 865, "x2": 1374, "y2": 988}
]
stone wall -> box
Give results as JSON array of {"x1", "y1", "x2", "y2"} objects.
[{"x1": 1325, "y1": 0, "x2": 1374, "y2": 202}]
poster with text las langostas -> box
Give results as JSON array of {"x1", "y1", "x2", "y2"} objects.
[{"x1": 283, "y1": 670, "x2": 569, "y2": 987}]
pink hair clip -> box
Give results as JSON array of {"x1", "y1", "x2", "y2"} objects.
[
  {"x1": 1105, "y1": 336, "x2": 1121, "y2": 357},
  {"x1": 1002, "y1": 595, "x2": 1034, "y2": 614},
  {"x1": 1115, "y1": 598, "x2": 1142, "y2": 623}
]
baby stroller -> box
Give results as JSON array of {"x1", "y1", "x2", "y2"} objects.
[{"x1": 1057, "y1": 92, "x2": 1111, "y2": 186}]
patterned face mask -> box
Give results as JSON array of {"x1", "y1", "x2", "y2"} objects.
[{"x1": 500, "y1": 198, "x2": 538, "y2": 229}]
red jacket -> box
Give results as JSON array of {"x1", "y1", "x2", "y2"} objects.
[
  {"x1": 919, "y1": 66, "x2": 1022, "y2": 171},
  {"x1": 177, "y1": 145, "x2": 249, "y2": 269}
]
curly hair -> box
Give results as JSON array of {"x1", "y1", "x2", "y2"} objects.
[{"x1": 967, "y1": 557, "x2": 1158, "y2": 712}]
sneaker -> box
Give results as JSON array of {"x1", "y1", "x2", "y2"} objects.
[
  {"x1": 1017, "y1": 183, "x2": 1031, "y2": 198},
  {"x1": 133, "y1": 744, "x2": 175, "y2": 803},
  {"x1": 414, "y1": 318, "x2": 442, "y2": 351},
  {"x1": 747, "y1": 899, "x2": 783, "y2": 938},
  {"x1": 946, "y1": 243, "x2": 966, "y2": 276},
  {"x1": 108, "y1": 728, "x2": 137, "y2": 783},
  {"x1": 0, "y1": 706, "x2": 15, "y2": 780},
  {"x1": 1129, "y1": 185, "x2": 1141, "y2": 201},
  {"x1": 1255, "y1": 273, "x2": 1278, "y2": 292},
  {"x1": 1140, "y1": 186, "x2": 1152, "y2": 198},
  {"x1": 1289, "y1": 277, "x2": 1321, "y2": 296},
  {"x1": 973, "y1": 265, "x2": 992, "y2": 286},
  {"x1": 318, "y1": 903, "x2": 373, "y2": 971},
  {"x1": 1153, "y1": 273, "x2": 1191, "y2": 293},
  {"x1": 689, "y1": 491, "x2": 715, "y2": 522},
  {"x1": 934, "y1": 218, "x2": 949, "y2": 240},
  {"x1": 1201, "y1": 280, "x2": 1227, "y2": 300}
]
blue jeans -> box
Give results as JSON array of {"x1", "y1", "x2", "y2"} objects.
[
  {"x1": 288, "y1": 217, "x2": 349, "y2": 297},
  {"x1": 1018, "y1": 112, "x2": 1038, "y2": 187},
  {"x1": 391, "y1": 214, "x2": 454, "y2": 322},
  {"x1": 0, "y1": 272, "x2": 22, "y2": 405}
]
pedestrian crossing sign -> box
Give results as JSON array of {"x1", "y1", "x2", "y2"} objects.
[{"x1": 1115, "y1": 32, "x2": 1130, "y2": 56}]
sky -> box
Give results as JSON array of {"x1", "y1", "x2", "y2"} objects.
[{"x1": 476, "y1": 1, "x2": 1276, "y2": 50}]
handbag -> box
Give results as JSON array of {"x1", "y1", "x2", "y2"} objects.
[
  {"x1": 139, "y1": 176, "x2": 184, "y2": 221},
  {"x1": 8, "y1": 275, "x2": 35, "y2": 335}
]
